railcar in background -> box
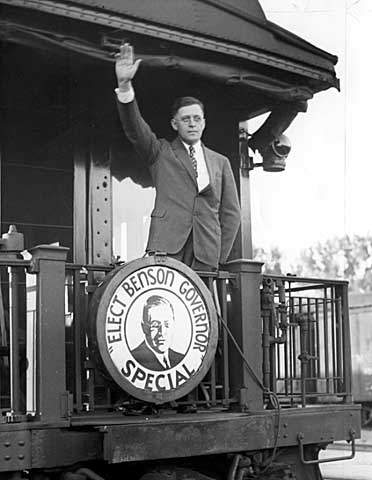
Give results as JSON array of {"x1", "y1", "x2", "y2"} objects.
[
  {"x1": 349, "y1": 293, "x2": 372, "y2": 426},
  {"x1": 0, "y1": 1, "x2": 360, "y2": 479}
]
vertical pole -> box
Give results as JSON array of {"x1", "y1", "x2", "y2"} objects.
[
  {"x1": 9, "y1": 266, "x2": 22, "y2": 416},
  {"x1": 212, "y1": 116, "x2": 254, "y2": 262},
  {"x1": 238, "y1": 121, "x2": 253, "y2": 259},
  {"x1": 261, "y1": 278, "x2": 273, "y2": 390},
  {"x1": 239, "y1": 169, "x2": 253, "y2": 259},
  {"x1": 225, "y1": 259, "x2": 263, "y2": 410},
  {"x1": 73, "y1": 145, "x2": 87, "y2": 265},
  {"x1": 298, "y1": 313, "x2": 309, "y2": 408},
  {"x1": 0, "y1": 226, "x2": 26, "y2": 419},
  {"x1": 88, "y1": 142, "x2": 112, "y2": 266},
  {"x1": 28, "y1": 244, "x2": 70, "y2": 422},
  {"x1": 73, "y1": 268, "x2": 83, "y2": 412},
  {"x1": 338, "y1": 284, "x2": 352, "y2": 403}
]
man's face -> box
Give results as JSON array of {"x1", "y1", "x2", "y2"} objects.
[
  {"x1": 143, "y1": 304, "x2": 174, "y2": 354},
  {"x1": 171, "y1": 104, "x2": 206, "y2": 145}
]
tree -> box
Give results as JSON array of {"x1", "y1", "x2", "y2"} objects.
[
  {"x1": 254, "y1": 246, "x2": 285, "y2": 275},
  {"x1": 254, "y1": 235, "x2": 372, "y2": 293},
  {"x1": 292, "y1": 235, "x2": 372, "y2": 293}
]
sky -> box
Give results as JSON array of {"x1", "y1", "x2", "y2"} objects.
[{"x1": 250, "y1": 0, "x2": 372, "y2": 262}]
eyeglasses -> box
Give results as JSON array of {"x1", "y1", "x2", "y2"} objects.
[{"x1": 178, "y1": 115, "x2": 204, "y2": 125}]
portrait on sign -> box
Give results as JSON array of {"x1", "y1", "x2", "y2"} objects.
[{"x1": 130, "y1": 294, "x2": 185, "y2": 371}]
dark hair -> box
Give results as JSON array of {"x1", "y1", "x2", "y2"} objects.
[
  {"x1": 142, "y1": 295, "x2": 174, "y2": 325},
  {"x1": 170, "y1": 96, "x2": 204, "y2": 118}
]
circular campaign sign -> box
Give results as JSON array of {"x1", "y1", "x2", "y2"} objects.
[{"x1": 91, "y1": 256, "x2": 218, "y2": 403}]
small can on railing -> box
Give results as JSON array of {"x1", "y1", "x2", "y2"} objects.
[{"x1": 0, "y1": 225, "x2": 24, "y2": 253}]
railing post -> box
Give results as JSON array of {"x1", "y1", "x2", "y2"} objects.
[
  {"x1": 337, "y1": 283, "x2": 352, "y2": 403},
  {"x1": 28, "y1": 244, "x2": 70, "y2": 422},
  {"x1": 0, "y1": 225, "x2": 26, "y2": 420},
  {"x1": 224, "y1": 259, "x2": 263, "y2": 410}
]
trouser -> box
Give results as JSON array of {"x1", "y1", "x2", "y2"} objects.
[{"x1": 167, "y1": 232, "x2": 216, "y2": 272}]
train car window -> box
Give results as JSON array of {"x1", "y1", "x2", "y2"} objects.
[{"x1": 112, "y1": 177, "x2": 155, "y2": 262}]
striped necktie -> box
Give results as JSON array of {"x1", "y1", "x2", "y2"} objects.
[{"x1": 188, "y1": 145, "x2": 198, "y2": 178}]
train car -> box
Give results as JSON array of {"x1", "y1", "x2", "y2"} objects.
[
  {"x1": 349, "y1": 293, "x2": 372, "y2": 426},
  {"x1": 0, "y1": 1, "x2": 360, "y2": 479}
]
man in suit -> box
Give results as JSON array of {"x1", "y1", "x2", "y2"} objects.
[
  {"x1": 115, "y1": 43, "x2": 241, "y2": 271},
  {"x1": 131, "y1": 295, "x2": 184, "y2": 371}
]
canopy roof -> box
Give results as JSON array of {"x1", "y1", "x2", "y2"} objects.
[
  {"x1": 70, "y1": 0, "x2": 338, "y2": 77},
  {"x1": 0, "y1": 0, "x2": 339, "y2": 118},
  {"x1": 0, "y1": 0, "x2": 338, "y2": 86}
]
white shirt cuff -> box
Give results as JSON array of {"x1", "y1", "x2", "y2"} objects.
[{"x1": 115, "y1": 86, "x2": 135, "y2": 103}]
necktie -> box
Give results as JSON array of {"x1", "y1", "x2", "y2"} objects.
[
  {"x1": 163, "y1": 357, "x2": 170, "y2": 369},
  {"x1": 189, "y1": 145, "x2": 198, "y2": 178}
]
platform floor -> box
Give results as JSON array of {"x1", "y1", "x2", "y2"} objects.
[{"x1": 320, "y1": 429, "x2": 372, "y2": 480}]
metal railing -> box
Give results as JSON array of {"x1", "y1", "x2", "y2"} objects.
[
  {"x1": 0, "y1": 253, "x2": 238, "y2": 421},
  {"x1": 0, "y1": 257, "x2": 30, "y2": 421},
  {"x1": 261, "y1": 274, "x2": 352, "y2": 407},
  {"x1": 0, "y1": 247, "x2": 353, "y2": 423},
  {"x1": 1, "y1": 244, "x2": 70, "y2": 423},
  {"x1": 64, "y1": 264, "x2": 237, "y2": 413}
]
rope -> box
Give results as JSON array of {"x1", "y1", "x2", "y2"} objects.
[{"x1": 211, "y1": 283, "x2": 282, "y2": 476}]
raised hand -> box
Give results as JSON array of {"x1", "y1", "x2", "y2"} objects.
[{"x1": 115, "y1": 43, "x2": 142, "y2": 92}]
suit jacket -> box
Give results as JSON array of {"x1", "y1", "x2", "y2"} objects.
[
  {"x1": 117, "y1": 99, "x2": 241, "y2": 268},
  {"x1": 131, "y1": 341, "x2": 184, "y2": 371}
]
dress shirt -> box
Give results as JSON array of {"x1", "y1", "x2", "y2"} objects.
[
  {"x1": 115, "y1": 86, "x2": 135, "y2": 103},
  {"x1": 181, "y1": 140, "x2": 209, "y2": 192}
]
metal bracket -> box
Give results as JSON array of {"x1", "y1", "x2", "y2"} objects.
[
  {"x1": 0, "y1": 430, "x2": 31, "y2": 471},
  {"x1": 297, "y1": 430, "x2": 356, "y2": 465},
  {"x1": 146, "y1": 251, "x2": 169, "y2": 265},
  {"x1": 60, "y1": 391, "x2": 73, "y2": 419}
]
